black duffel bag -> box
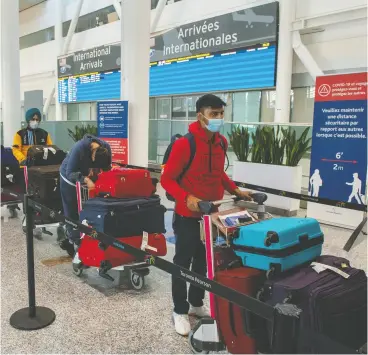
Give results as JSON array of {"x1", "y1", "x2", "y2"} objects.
[{"x1": 27, "y1": 145, "x2": 66, "y2": 166}]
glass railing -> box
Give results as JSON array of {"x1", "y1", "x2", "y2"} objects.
[
  {"x1": 20, "y1": 121, "x2": 97, "y2": 152},
  {"x1": 148, "y1": 120, "x2": 312, "y2": 191}
]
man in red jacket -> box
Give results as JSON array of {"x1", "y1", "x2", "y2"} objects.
[{"x1": 161, "y1": 94, "x2": 252, "y2": 335}]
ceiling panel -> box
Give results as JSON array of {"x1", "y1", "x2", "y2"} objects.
[{"x1": 19, "y1": 0, "x2": 47, "y2": 12}]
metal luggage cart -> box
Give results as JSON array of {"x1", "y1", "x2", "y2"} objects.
[
  {"x1": 21, "y1": 166, "x2": 65, "y2": 240},
  {"x1": 71, "y1": 182, "x2": 151, "y2": 291}
]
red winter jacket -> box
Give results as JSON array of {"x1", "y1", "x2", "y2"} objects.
[{"x1": 161, "y1": 121, "x2": 237, "y2": 218}]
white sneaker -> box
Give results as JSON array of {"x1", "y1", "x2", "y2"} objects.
[
  {"x1": 188, "y1": 305, "x2": 210, "y2": 318},
  {"x1": 173, "y1": 312, "x2": 191, "y2": 336}
]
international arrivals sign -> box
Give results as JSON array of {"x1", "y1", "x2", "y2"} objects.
[{"x1": 58, "y1": 2, "x2": 278, "y2": 77}]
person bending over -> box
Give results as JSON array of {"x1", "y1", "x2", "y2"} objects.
[
  {"x1": 161, "y1": 94, "x2": 252, "y2": 336},
  {"x1": 59, "y1": 134, "x2": 111, "y2": 253},
  {"x1": 12, "y1": 108, "x2": 53, "y2": 165}
]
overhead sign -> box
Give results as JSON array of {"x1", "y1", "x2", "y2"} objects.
[
  {"x1": 150, "y1": 2, "x2": 278, "y2": 63},
  {"x1": 97, "y1": 101, "x2": 129, "y2": 164},
  {"x1": 58, "y1": 44, "x2": 121, "y2": 78},
  {"x1": 307, "y1": 72, "x2": 367, "y2": 228},
  {"x1": 57, "y1": 2, "x2": 278, "y2": 78}
]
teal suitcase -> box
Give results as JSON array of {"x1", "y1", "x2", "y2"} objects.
[{"x1": 232, "y1": 217, "x2": 324, "y2": 278}]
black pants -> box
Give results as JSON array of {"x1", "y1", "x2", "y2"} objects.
[
  {"x1": 172, "y1": 214, "x2": 207, "y2": 314},
  {"x1": 60, "y1": 177, "x2": 80, "y2": 242}
]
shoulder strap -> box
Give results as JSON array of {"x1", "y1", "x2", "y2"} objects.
[
  {"x1": 178, "y1": 133, "x2": 196, "y2": 182},
  {"x1": 219, "y1": 135, "x2": 230, "y2": 171}
]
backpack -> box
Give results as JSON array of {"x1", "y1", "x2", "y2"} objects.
[
  {"x1": 1, "y1": 145, "x2": 20, "y2": 186},
  {"x1": 162, "y1": 133, "x2": 229, "y2": 202}
]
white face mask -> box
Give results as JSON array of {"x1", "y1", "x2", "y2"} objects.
[{"x1": 29, "y1": 121, "x2": 39, "y2": 129}]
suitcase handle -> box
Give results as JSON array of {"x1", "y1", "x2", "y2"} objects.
[{"x1": 228, "y1": 302, "x2": 237, "y2": 337}]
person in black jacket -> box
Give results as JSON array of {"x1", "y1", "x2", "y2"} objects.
[{"x1": 59, "y1": 135, "x2": 111, "y2": 254}]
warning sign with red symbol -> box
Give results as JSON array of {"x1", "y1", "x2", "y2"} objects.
[
  {"x1": 308, "y1": 72, "x2": 367, "y2": 227},
  {"x1": 315, "y1": 72, "x2": 367, "y2": 102}
]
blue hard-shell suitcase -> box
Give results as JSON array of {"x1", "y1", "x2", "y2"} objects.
[{"x1": 232, "y1": 217, "x2": 323, "y2": 277}]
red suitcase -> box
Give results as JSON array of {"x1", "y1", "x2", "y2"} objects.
[
  {"x1": 214, "y1": 267, "x2": 265, "y2": 354},
  {"x1": 78, "y1": 233, "x2": 167, "y2": 267},
  {"x1": 95, "y1": 168, "x2": 157, "y2": 198}
]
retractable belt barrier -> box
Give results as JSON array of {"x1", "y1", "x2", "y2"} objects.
[
  {"x1": 4, "y1": 188, "x2": 362, "y2": 353},
  {"x1": 126, "y1": 164, "x2": 367, "y2": 213}
]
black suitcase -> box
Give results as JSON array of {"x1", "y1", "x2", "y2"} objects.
[
  {"x1": 27, "y1": 145, "x2": 66, "y2": 166},
  {"x1": 256, "y1": 255, "x2": 367, "y2": 354},
  {"x1": 79, "y1": 196, "x2": 166, "y2": 237},
  {"x1": 27, "y1": 165, "x2": 61, "y2": 200},
  {"x1": 33, "y1": 197, "x2": 63, "y2": 225}
]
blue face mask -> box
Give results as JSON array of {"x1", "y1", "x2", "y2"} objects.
[
  {"x1": 206, "y1": 118, "x2": 224, "y2": 132},
  {"x1": 201, "y1": 113, "x2": 224, "y2": 132}
]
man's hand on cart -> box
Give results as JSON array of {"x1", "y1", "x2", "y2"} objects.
[
  {"x1": 233, "y1": 188, "x2": 253, "y2": 201},
  {"x1": 186, "y1": 194, "x2": 202, "y2": 212}
]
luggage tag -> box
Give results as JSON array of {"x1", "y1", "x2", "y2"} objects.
[
  {"x1": 311, "y1": 262, "x2": 350, "y2": 279},
  {"x1": 141, "y1": 231, "x2": 157, "y2": 253},
  {"x1": 43, "y1": 148, "x2": 49, "y2": 160}
]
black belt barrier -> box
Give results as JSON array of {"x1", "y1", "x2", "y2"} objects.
[{"x1": 6, "y1": 192, "x2": 362, "y2": 354}]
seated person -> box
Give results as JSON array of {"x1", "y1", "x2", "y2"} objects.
[
  {"x1": 12, "y1": 108, "x2": 53, "y2": 165},
  {"x1": 59, "y1": 134, "x2": 112, "y2": 253}
]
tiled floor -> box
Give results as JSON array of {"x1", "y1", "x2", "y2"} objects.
[{"x1": 1, "y1": 185, "x2": 366, "y2": 354}]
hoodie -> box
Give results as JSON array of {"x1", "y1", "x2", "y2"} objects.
[
  {"x1": 60, "y1": 135, "x2": 111, "y2": 184},
  {"x1": 161, "y1": 121, "x2": 237, "y2": 218}
]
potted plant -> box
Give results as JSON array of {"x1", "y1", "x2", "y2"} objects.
[
  {"x1": 67, "y1": 124, "x2": 97, "y2": 142},
  {"x1": 230, "y1": 125, "x2": 311, "y2": 216}
]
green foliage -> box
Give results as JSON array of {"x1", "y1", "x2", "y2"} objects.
[
  {"x1": 228, "y1": 125, "x2": 311, "y2": 167},
  {"x1": 281, "y1": 127, "x2": 312, "y2": 167},
  {"x1": 228, "y1": 126, "x2": 250, "y2": 162},
  {"x1": 67, "y1": 124, "x2": 97, "y2": 142}
]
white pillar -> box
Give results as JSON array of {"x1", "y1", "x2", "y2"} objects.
[
  {"x1": 274, "y1": 0, "x2": 295, "y2": 123},
  {"x1": 1, "y1": 0, "x2": 21, "y2": 146},
  {"x1": 55, "y1": 0, "x2": 63, "y2": 121},
  {"x1": 121, "y1": 0, "x2": 151, "y2": 166}
]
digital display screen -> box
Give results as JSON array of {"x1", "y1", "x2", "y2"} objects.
[{"x1": 58, "y1": 43, "x2": 276, "y2": 103}]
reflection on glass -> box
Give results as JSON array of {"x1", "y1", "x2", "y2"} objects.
[
  {"x1": 157, "y1": 98, "x2": 171, "y2": 120},
  {"x1": 172, "y1": 97, "x2": 187, "y2": 120},
  {"x1": 233, "y1": 91, "x2": 261, "y2": 123}
]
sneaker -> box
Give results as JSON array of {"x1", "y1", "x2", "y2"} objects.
[
  {"x1": 188, "y1": 305, "x2": 210, "y2": 318},
  {"x1": 173, "y1": 312, "x2": 191, "y2": 336}
]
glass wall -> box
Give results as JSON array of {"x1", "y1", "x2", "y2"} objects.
[
  {"x1": 66, "y1": 103, "x2": 96, "y2": 121},
  {"x1": 63, "y1": 6, "x2": 118, "y2": 37},
  {"x1": 20, "y1": 27, "x2": 55, "y2": 50}
]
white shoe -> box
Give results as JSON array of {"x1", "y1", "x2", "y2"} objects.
[
  {"x1": 188, "y1": 305, "x2": 210, "y2": 318},
  {"x1": 173, "y1": 312, "x2": 191, "y2": 336}
]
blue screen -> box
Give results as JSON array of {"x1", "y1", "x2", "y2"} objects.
[{"x1": 58, "y1": 45, "x2": 276, "y2": 103}]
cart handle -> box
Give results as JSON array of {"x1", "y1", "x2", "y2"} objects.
[{"x1": 198, "y1": 192, "x2": 268, "y2": 214}]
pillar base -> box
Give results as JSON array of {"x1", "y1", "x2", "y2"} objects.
[{"x1": 10, "y1": 306, "x2": 55, "y2": 331}]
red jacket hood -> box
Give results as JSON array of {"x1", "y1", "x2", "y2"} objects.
[{"x1": 188, "y1": 121, "x2": 223, "y2": 145}]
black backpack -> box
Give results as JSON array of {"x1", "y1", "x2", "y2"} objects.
[{"x1": 162, "y1": 133, "x2": 229, "y2": 202}]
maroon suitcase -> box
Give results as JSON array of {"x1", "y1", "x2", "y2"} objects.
[
  {"x1": 214, "y1": 267, "x2": 265, "y2": 354},
  {"x1": 257, "y1": 255, "x2": 367, "y2": 353}
]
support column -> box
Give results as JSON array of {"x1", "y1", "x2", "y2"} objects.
[
  {"x1": 121, "y1": 0, "x2": 151, "y2": 166},
  {"x1": 55, "y1": 0, "x2": 63, "y2": 121},
  {"x1": 274, "y1": 0, "x2": 295, "y2": 123},
  {"x1": 1, "y1": 0, "x2": 21, "y2": 146}
]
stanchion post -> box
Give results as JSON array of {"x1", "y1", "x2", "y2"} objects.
[{"x1": 9, "y1": 194, "x2": 56, "y2": 331}]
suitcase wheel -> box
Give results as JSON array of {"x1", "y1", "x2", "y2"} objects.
[
  {"x1": 72, "y1": 263, "x2": 83, "y2": 277},
  {"x1": 129, "y1": 270, "x2": 145, "y2": 291},
  {"x1": 188, "y1": 331, "x2": 209, "y2": 354}
]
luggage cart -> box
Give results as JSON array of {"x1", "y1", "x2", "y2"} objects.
[
  {"x1": 71, "y1": 182, "x2": 151, "y2": 291},
  {"x1": 188, "y1": 193, "x2": 270, "y2": 354},
  {"x1": 21, "y1": 165, "x2": 65, "y2": 240},
  {"x1": 1, "y1": 167, "x2": 25, "y2": 218}
]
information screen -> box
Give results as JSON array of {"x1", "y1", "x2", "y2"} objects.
[{"x1": 58, "y1": 43, "x2": 276, "y2": 103}]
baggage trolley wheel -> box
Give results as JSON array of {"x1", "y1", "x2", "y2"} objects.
[
  {"x1": 7, "y1": 206, "x2": 18, "y2": 218},
  {"x1": 56, "y1": 224, "x2": 66, "y2": 242},
  {"x1": 188, "y1": 331, "x2": 209, "y2": 354},
  {"x1": 129, "y1": 270, "x2": 145, "y2": 291},
  {"x1": 266, "y1": 267, "x2": 276, "y2": 280},
  {"x1": 72, "y1": 263, "x2": 83, "y2": 277}
]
